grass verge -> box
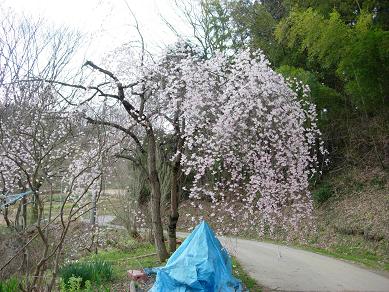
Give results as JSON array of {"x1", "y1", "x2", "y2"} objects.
[
  {"x1": 257, "y1": 233, "x2": 389, "y2": 272},
  {"x1": 232, "y1": 257, "x2": 262, "y2": 292},
  {"x1": 81, "y1": 239, "x2": 159, "y2": 280},
  {"x1": 291, "y1": 240, "x2": 389, "y2": 271}
]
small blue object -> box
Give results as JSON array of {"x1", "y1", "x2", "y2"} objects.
[
  {"x1": 0, "y1": 190, "x2": 33, "y2": 209},
  {"x1": 149, "y1": 220, "x2": 243, "y2": 292}
]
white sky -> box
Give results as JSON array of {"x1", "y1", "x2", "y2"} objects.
[{"x1": 2, "y1": 0, "x2": 192, "y2": 62}]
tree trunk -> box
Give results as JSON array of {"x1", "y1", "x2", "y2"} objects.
[
  {"x1": 147, "y1": 129, "x2": 168, "y2": 262},
  {"x1": 48, "y1": 223, "x2": 71, "y2": 292},
  {"x1": 31, "y1": 182, "x2": 42, "y2": 224},
  {"x1": 90, "y1": 192, "x2": 97, "y2": 225},
  {"x1": 15, "y1": 201, "x2": 22, "y2": 230},
  {"x1": 3, "y1": 206, "x2": 11, "y2": 228},
  {"x1": 168, "y1": 119, "x2": 184, "y2": 254},
  {"x1": 31, "y1": 194, "x2": 39, "y2": 223},
  {"x1": 168, "y1": 161, "x2": 180, "y2": 253},
  {"x1": 21, "y1": 196, "x2": 27, "y2": 229},
  {"x1": 46, "y1": 185, "x2": 54, "y2": 238}
]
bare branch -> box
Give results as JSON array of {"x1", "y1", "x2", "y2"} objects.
[
  {"x1": 122, "y1": 0, "x2": 145, "y2": 65},
  {"x1": 83, "y1": 60, "x2": 119, "y2": 83},
  {"x1": 85, "y1": 117, "x2": 145, "y2": 153},
  {"x1": 115, "y1": 153, "x2": 147, "y2": 175}
]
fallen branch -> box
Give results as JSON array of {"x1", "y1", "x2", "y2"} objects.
[{"x1": 131, "y1": 253, "x2": 157, "y2": 260}]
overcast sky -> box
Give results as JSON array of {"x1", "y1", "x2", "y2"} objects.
[{"x1": 2, "y1": 0, "x2": 192, "y2": 61}]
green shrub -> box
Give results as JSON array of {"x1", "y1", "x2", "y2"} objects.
[
  {"x1": 60, "y1": 263, "x2": 93, "y2": 288},
  {"x1": 0, "y1": 277, "x2": 19, "y2": 292},
  {"x1": 313, "y1": 183, "x2": 333, "y2": 204},
  {"x1": 0, "y1": 278, "x2": 19, "y2": 292},
  {"x1": 59, "y1": 277, "x2": 110, "y2": 292},
  {"x1": 59, "y1": 260, "x2": 113, "y2": 288},
  {"x1": 89, "y1": 260, "x2": 113, "y2": 283},
  {"x1": 60, "y1": 277, "x2": 83, "y2": 292}
]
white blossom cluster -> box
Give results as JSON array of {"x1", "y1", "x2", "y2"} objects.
[
  {"x1": 160, "y1": 48, "x2": 326, "y2": 235},
  {"x1": 0, "y1": 90, "x2": 78, "y2": 194},
  {"x1": 0, "y1": 87, "x2": 115, "y2": 215}
]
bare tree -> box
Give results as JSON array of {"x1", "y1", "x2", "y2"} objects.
[{"x1": 78, "y1": 59, "x2": 169, "y2": 261}]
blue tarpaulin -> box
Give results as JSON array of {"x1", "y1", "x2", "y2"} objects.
[
  {"x1": 147, "y1": 221, "x2": 243, "y2": 292},
  {"x1": 0, "y1": 190, "x2": 33, "y2": 210}
]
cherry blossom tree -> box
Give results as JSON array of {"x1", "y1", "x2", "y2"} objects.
[
  {"x1": 75, "y1": 41, "x2": 200, "y2": 256},
  {"x1": 0, "y1": 89, "x2": 78, "y2": 223},
  {"x1": 55, "y1": 41, "x2": 192, "y2": 259},
  {"x1": 163, "y1": 48, "x2": 325, "y2": 236},
  {"x1": 46, "y1": 31, "x2": 324, "y2": 266},
  {"x1": 44, "y1": 133, "x2": 108, "y2": 291},
  {"x1": 0, "y1": 10, "x2": 115, "y2": 290},
  {"x1": 0, "y1": 101, "x2": 114, "y2": 290},
  {"x1": 0, "y1": 7, "x2": 82, "y2": 227},
  {"x1": 54, "y1": 51, "x2": 169, "y2": 260}
]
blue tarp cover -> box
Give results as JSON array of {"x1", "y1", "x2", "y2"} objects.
[
  {"x1": 0, "y1": 190, "x2": 33, "y2": 209},
  {"x1": 148, "y1": 221, "x2": 243, "y2": 292}
]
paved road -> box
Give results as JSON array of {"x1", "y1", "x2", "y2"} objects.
[
  {"x1": 95, "y1": 216, "x2": 389, "y2": 291},
  {"x1": 177, "y1": 232, "x2": 389, "y2": 292}
]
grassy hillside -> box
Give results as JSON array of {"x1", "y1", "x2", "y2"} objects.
[
  {"x1": 309, "y1": 166, "x2": 389, "y2": 270},
  {"x1": 177, "y1": 165, "x2": 389, "y2": 271}
]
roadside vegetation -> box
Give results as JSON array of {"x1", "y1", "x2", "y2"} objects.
[
  {"x1": 1, "y1": 225, "x2": 260, "y2": 291},
  {"x1": 232, "y1": 258, "x2": 263, "y2": 292}
]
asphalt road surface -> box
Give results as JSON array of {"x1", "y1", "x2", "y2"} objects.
[{"x1": 177, "y1": 232, "x2": 389, "y2": 292}]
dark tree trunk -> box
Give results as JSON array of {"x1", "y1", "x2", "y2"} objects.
[
  {"x1": 168, "y1": 160, "x2": 180, "y2": 253},
  {"x1": 31, "y1": 192, "x2": 40, "y2": 224},
  {"x1": 168, "y1": 118, "x2": 184, "y2": 254},
  {"x1": 22, "y1": 197, "x2": 27, "y2": 229},
  {"x1": 15, "y1": 201, "x2": 22, "y2": 230},
  {"x1": 3, "y1": 206, "x2": 11, "y2": 227},
  {"x1": 147, "y1": 129, "x2": 168, "y2": 262},
  {"x1": 90, "y1": 193, "x2": 97, "y2": 225},
  {"x1": 21, "y1": 196, "x2": 27, "y2": 229}
]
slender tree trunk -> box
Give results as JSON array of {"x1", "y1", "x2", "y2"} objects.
[
  {"x1": 48, "y1": 224, "x2": 71, "y2": 291},
  {"x1": 31, "y1": 189, "x2": 41, "y2": 224},
  {"x1": 31, "y1": 194, "x2": 39, "y2": 223},
  {"x1": 168, "y1": 161, "x2": 180, "y2": 253},
  {"x1": 15, "y1": 201, "x2": 22, "y2": 230},
  {"x1": 46, "y1": 185, "x2": 53, "y2": 237},
  {"x1": 147, "y1": 129, "x2": 168, "y2": 262},
  {"x1": 21, "y1": 196, "x2": 27, "y2": 229},
  {"x1": 3, "y1": 206, "x2": 11, "y2": 227},
  {"x1": 31, "y1": 181, "x2": 42, "y2": 224},
  {"x1": 89, "y1": 196, "x2": 98, "y2": 255},
  {"x1": 90, "y1": 192, "x2": 97, "y2": 225},
  {"x1": 131, "y1": 213, "x2": 138, "y2": 237},
  {"x1": 168, "y1": 118, "x2": 184, "y2": 253}
]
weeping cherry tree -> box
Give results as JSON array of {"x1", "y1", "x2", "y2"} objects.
[{"x1": 166, "y1": 49, "x2": 325, "y2": 236}]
